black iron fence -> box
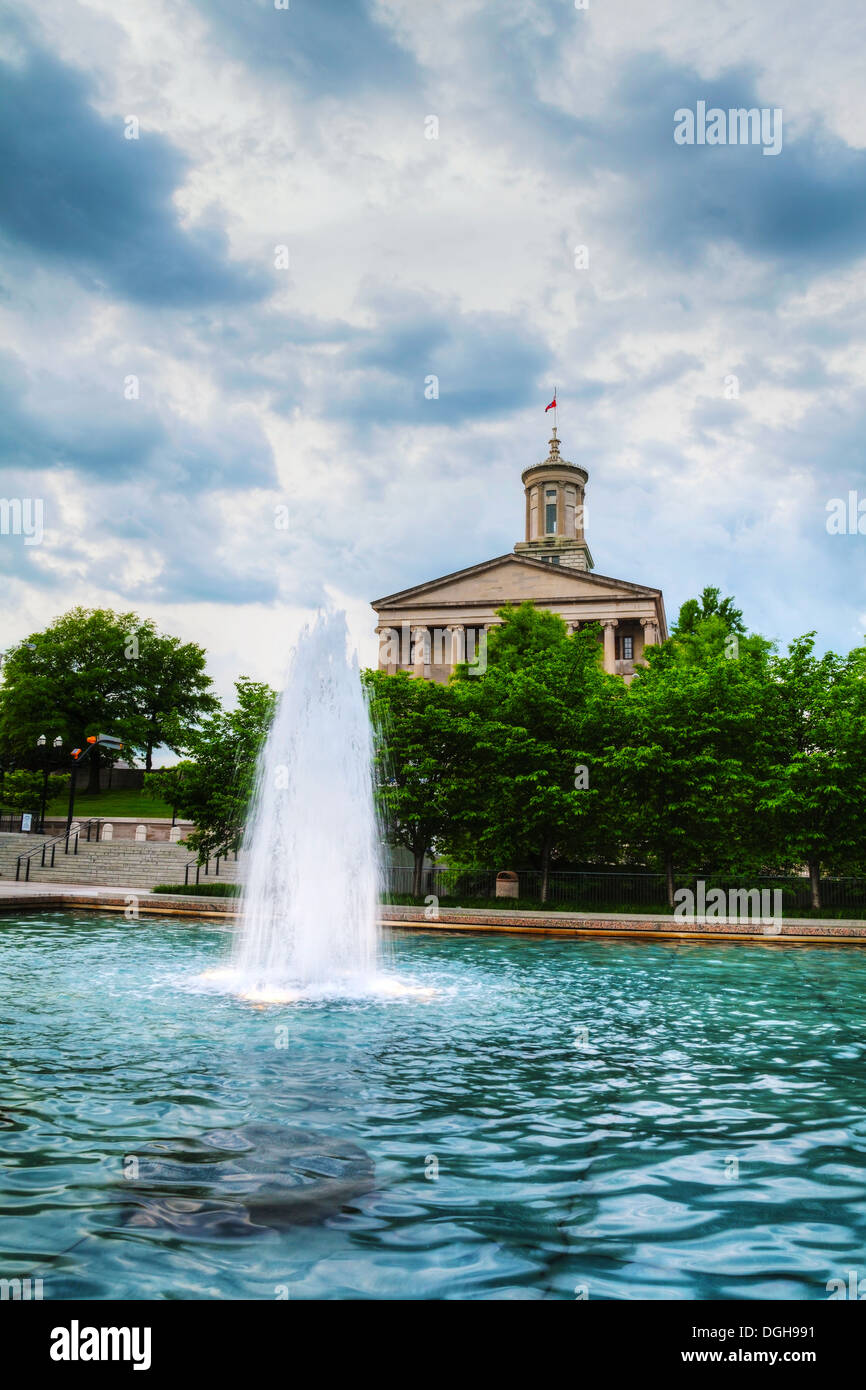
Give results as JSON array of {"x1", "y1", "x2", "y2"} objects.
[{"x1": 382, "y1": 867, "x2": 866, "y2": 912}]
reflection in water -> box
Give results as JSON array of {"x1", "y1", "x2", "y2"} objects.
[{"x1": 2, "y1": 912, "x2": 866, "y2": 1299}]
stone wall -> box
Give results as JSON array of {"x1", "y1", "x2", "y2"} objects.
[
  {"x1": 72, "y1": 766, "x2": 146, "y2": 791},
  {"x1": 41, "y1": 816, "x2": 194, "y2": 842}
]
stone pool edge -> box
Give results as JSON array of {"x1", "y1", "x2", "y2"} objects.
[{"x1": 1, "y1": 884, "x2": 865, "y2": 943}]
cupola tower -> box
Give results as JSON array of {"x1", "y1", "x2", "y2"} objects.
[{"x1": 513, "y1": 429, "x2": 594, "y2": 570}]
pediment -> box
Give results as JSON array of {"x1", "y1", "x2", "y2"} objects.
[{"x1": 372, "y1": 553, "x2": 660, "y2": 609}]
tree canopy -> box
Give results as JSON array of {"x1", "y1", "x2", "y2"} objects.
[
  {"x1": 366, "y1": 595, "x2": 866, "y2": 908},
  {"x1": 145, "y1": 677, "x2": 277, "y2": 861},
  {"x1": 0, "y1": 608, "x2": 217, "y2": 790},
  {"x1": 8, "y1": 592, "x2": 864, "y2": 913}
]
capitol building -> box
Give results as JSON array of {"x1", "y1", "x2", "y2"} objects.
[{"x1": 372, "y1": 429, "x2": 667, "y2": 682}]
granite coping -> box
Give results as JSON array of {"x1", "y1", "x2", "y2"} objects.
[{"x1": 0, "y1": 883, "x2": 864, "y2": 941}]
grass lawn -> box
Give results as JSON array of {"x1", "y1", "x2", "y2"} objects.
[{"x1": 45, "y1": 787, "x2": 176, "y2": 820}]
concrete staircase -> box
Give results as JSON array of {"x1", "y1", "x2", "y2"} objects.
[{"x1": 0, "y1": 832, "x2": 245, "y2": 890}]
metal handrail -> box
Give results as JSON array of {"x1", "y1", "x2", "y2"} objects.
[
  {"x1": 15, "y1": 818, "x2": 102, "y2": 881},
  {"x1": 182, "y1": 848, "x2": 237, "y2": 886}
]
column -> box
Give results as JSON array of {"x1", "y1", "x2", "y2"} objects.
[
  {"x1": 448, "y1": 624, "x2": 465, "y2": 667},
  {"x1": 375, "y1": 626, "x2": 398, "y2": 674},
  {"x1": 602, "y1": 619, "x2": 618, "y2": 674},
  {"x1": 556, "y1": 484, "x2": 565, "y2": 537},
  {"x1": 640, "y1": 617, "x2": 657, "y2": 648},
  {"x1": 412, "y1": 626, "x2": 428, "y2": 678}
]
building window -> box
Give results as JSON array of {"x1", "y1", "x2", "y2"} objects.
[
  {"x1": 545, "y1": 488, "x2": 557, "y2": 535},
  {"x1": 619, "y1": 635, "x2": 633, "y2": 661}
]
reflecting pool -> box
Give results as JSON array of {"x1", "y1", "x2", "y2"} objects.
[{"x1": 2, "y1": 910, "x2": 865, "y2": 1300}]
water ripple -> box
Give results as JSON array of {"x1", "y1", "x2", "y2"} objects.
[{"x1": 1, "y1": 912, "x2": 865, "y2": 1299}]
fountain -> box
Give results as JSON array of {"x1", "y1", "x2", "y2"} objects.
[{"x1": 229, "y1": 611, "x2": 382, "y2": 1001}]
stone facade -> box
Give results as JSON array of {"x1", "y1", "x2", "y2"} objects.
[{"x1": 371, "y1": 430, "x2": 667, "y2": 681}]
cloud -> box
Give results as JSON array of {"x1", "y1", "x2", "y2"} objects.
[
  {"x1": 193, "y1": 0, "x2": 419, "y2": 97},
  {"x1": 0, "y1": 39, "x2": 268, "y2": 307},
  {"x1": 594, "y1": 55, "x2": 866, "y2": 279},
  {"x1": 326, "y1": 285, "x2": 553, "y2": 426},
  {"x1": 2, "y1": 0, "x2": 866, "y2": 679}
]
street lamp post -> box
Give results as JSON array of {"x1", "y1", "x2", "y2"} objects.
[
  {"x1": 37, "y1": 735, "x2": 63, "y2": 834},
  {"x1": 36, "y1": 735, "x2": 47, "y2": 833},
  {"x1": 66, "y1": 749, "x2": 82, "y2": 837},
  {"x1": 65, "y1": 734, "x2": 123, "y2": 835}
]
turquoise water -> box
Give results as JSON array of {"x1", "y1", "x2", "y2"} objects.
[{"x1": 2, "y1": 910, "x2": 866, "y2": 1301}]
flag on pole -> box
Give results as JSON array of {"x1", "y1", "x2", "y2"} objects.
[{"x1": 545, "y1": 395, "x2": 557, "y2": 412}]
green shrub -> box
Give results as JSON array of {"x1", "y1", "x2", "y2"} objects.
[{"x1": 151, "y1": 881, "x2": 242, "y2": 897}]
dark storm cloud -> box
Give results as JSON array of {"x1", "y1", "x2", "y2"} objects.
[
  {"x1": 0, "y1": 361, "x2": 164, "y2": 477},
  {"x1": 221, "y1": 290, "x2": 555, "y2": 430},
  {"x1": 150, "y1": 554, "x2": 282, "y2": 607},
  {"x1": 194, "y1": 0, "x2": 418, "y2": 96},
  {"x1": 0, "y1": 350, "x2": 276, "y2": 491},
  {"x1": 500, "y1": 50, "x2": 866, "y2": 284},
  {"x1": 416, "y1": 26, "x2": 866, "y2": 287},
  {"x1": 325, "y1": 288, "x2": 552, "y2": 427},
  {"x1": 0, "y1": 43, "x2": 268, "y2": 307},
  {"x1": 1, "y1": 0, "x2": 864, "y2": 656},
  {"x1": 582, "y1": 54, "x2": 866, "y2": 279}
]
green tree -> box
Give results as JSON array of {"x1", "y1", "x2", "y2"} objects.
[
  {"x1": 673, "y1": 585, "x2": 746, "y2": 638},
  {"x1": 146, "y1": 679, "x2": 277, "y2": 861},
  {"x1": 0, "y1": 769, "x2": 66, "y2": 814},
  {"x1": 121, "y1": 627, "x2": 218, "y2": 771},
  {"x1": 364, "y1": 669, "x2": 468, "y2": 897},
  {"x1": 0, "y1": 608, "x2": 216, "y2": 791},
  {"x1": 142, "y1": 760, "x2": 196, "y2": 819},
  {"x1": 475, "y1": 602, "x2": 573, "y2": 673},
  {"x1": 0, "y1": 609, "x2": 139, "y2": 793},
  {"x1": 666, "y1": 586, "x2": 771, "y2": 666},
  {"x1": 760, "y1": 635, "x2": 866, "y2": 907},
  {"x1": 446, "y1": 604, "x2": 621, "y2": 900},
  {"x1": 608, "y1": 646, "x2": 774, "y2": 904}
]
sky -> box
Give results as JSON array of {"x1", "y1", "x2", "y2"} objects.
[{"x1": 1, "y1": 0, "x2": 866, "y2": 718}]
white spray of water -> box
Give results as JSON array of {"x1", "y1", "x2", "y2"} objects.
[{"x1": 230, "y1": 612, "x2": 381, "y2": 998}]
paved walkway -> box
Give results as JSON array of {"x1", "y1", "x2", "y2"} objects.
[{"x1": 0, "y1": 881, "x2": 112, "y2": 897}]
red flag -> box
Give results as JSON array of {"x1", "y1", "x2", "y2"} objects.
[{"x1": 545, "y1": 396, "x2": 556, "y2": 412}]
